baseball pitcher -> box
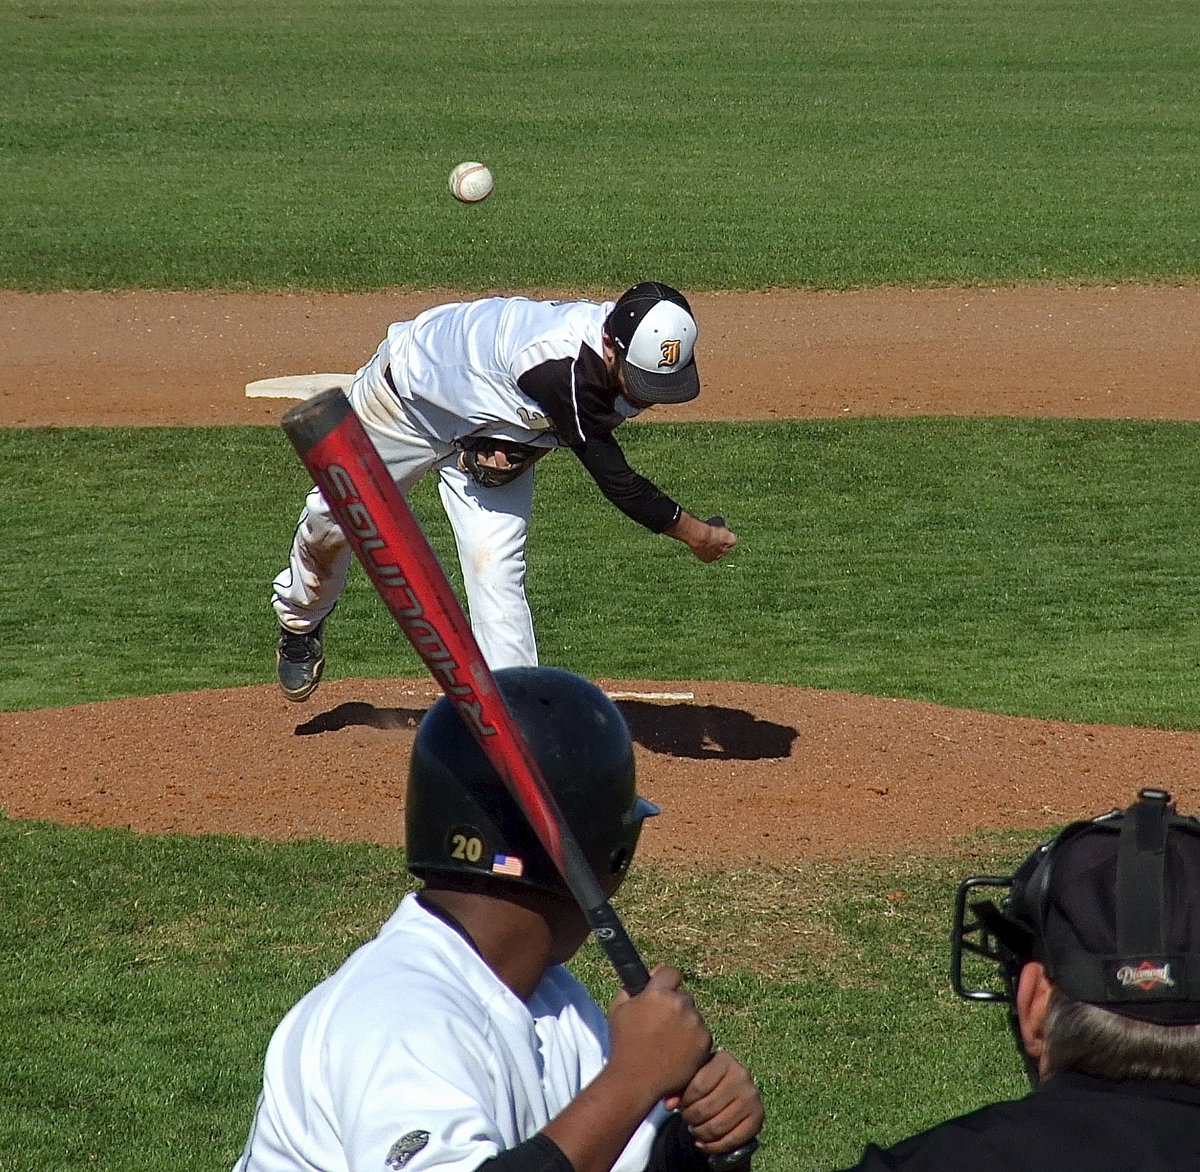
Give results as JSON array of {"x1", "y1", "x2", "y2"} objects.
[{"x1": 271, "y1": 283, "x2": 738, "y2": 700}]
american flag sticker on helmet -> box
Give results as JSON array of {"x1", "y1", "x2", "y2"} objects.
[{"x1": 491, "y1": 854, "x2": 524, "y2": 877}]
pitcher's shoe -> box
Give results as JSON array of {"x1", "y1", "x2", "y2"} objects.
[{"x1": 276, "y1": 621, "x2": 325, "y2": 702}]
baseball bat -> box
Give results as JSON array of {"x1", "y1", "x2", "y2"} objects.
[
  {"x1": 282, "y1": 389, "x2": 647, "y2": 981},
  {"x1": 281, "y1": 389, "x2": 755, "y2": 1169}
]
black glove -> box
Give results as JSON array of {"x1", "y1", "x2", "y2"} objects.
[{"x1": 457, "y1": 437, "x2": 548, "y2": 488}]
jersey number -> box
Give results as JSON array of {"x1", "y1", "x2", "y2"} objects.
[{"x1": 450, "y1": 833, "x2": 484, "y2": 863}]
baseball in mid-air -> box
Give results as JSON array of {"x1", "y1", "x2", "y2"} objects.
[{"x1": 449, "y1": 161, "x2": 494, "y2": 203}]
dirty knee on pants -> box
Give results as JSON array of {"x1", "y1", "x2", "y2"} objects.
[{"x1": 437, "y1": 461, "x2": 538, "y2": 669}]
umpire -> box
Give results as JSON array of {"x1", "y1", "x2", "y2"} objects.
[{"x1": 833, "y1": 787, "x2": 1200, "y2": 1170}]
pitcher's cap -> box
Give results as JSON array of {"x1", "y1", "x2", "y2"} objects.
[{"x1": 605, "y1": 282, "x2": 700, "y2": 405}]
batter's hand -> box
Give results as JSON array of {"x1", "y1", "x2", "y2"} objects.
[
  {"x1": 666, "y1": 512, "x2": 738, "y2": 563},
  {"x1": 665, "y1": 1050, "x2": 764, "y2": 1157},
  {"x1": 606, "y1": 965, "x2": 713, "y2": 1102}
]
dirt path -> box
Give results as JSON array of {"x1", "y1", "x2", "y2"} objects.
[
  {"x1": 4, "y1": 285, "x2": 1198, "y2": 859},
  {"x1": 4, "y1": 285, "x2": 1198, "y2": 426}
]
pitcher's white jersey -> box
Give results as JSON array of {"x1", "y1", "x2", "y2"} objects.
[
  {"x1": 234, "y1": 893, "x2": 666, "y2": 1172},
  {"x1": 376, "y1": 296, "x2": 615, "y2": 447},
  {"x1": 365, "y1": 295, "x2": 681, "y2": 533}
]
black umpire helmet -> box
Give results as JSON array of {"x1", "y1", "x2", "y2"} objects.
[
  {"x1": 405, "y1": 666, "x2": 658, "y2": 897},
  {"x1": 953, "y1": 789, "x2": 1200, "y2": 1076}
]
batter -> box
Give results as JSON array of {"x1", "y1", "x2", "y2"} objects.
[
  {"x1": 233, "y1": 891, "x2": 667, "y2": 1172},
  {"x1": 233, "y1": 667, "x2": 764, "y2": 1171}
]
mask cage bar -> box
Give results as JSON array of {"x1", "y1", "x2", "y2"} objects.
[{"x1": 951, "y1": 876, "x2": 1016, "y2": 1003}]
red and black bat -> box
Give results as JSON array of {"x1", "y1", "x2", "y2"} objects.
[
  {"x1": 281, "y1": 388, "x2": 649, "y2": 989},
  {"x1": 281, "y1": 389, "x2": 755, "y2": 1170}
]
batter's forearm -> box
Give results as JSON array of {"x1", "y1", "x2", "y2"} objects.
[{"x1": 540, "y1": 1067, "x2": 664, "y2": 1172}]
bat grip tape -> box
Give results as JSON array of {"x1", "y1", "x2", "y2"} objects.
[{"x1": 586, "y1": 901, "x2": 652, "y2": 993}]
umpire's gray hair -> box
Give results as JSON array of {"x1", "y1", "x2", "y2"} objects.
[{"x1": 1044, "y1": 988, "x2": 1200, "y2": 1087}]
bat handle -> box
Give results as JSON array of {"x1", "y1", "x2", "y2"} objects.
[
  {"x1": 706, "y1": 514, "x2": 726, "y2": 528},
  {"x1": 592, "y1": 905, "x2": 757, "y2": 1169},
  {"x1": 589, "y1": 819, "x2": 755, "y2": 1171},
  {"x1": 586, "y1": 901, "x2": 651, "y2": 994},
  {"x1": 708, "y1": 1140, "x2": 759, "y2": 1171}
]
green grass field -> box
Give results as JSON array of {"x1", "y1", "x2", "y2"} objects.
[
  {"x1": 4, "y1": 0, "x2": 1200, "y2": 1168},
  {"x1": 4, "y1": 0, "x2": 1199, "y2": 290},
  {"x1": 0, "y1": 815, "x2": 1041, "y2": 1171},
  {"x1": 3, "y1": 418, "x2": 1200, "y2": 727}
]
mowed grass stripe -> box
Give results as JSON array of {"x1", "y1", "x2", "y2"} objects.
[
  {"x1": 2, "y1": 417, "x2": 1197, "y2": 728},
  {"x1": 3, "y1": 0, "x2": 1199, "y2": 289}
]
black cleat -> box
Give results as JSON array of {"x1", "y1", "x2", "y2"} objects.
[{"x1": 276, "y1": 621, "x2": 326, "y2": 702}]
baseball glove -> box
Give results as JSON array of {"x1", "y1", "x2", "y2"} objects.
[{"x1": 457, "y1": 437, "x2": 548, "y2": 488}]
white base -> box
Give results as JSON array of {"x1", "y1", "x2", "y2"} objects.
[
  {"x1": 245, "y1": 374, "x2": 356, "y2": 400},
  {"x1": 605, "y1": 691, "x2": 695, "y2": 702}
]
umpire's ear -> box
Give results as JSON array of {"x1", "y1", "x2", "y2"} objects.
[{"x1": 1016, "y1": 962, "x2": 1055, "y2": 1075}]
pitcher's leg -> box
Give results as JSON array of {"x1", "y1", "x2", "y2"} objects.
[
  {"x1": 272, "y1": 486, "x2": 351, "y2": 632},
  {"x1": 269, "y1": 487, "x2": 348, "y2": 701},
  {"x1": 437, "y1": 461, "x2": 538, "y2": 670},
  {"x1": 271, "y1": 358, "x2": 446, "y2": 699}
]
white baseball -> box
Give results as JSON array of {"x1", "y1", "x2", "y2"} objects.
[{"x1": 449, "y1": 161, "x2": 494, "y2": 203}]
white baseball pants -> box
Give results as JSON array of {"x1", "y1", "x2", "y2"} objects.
[{"x1": 271, "y1": 358, "x2": 539, "y2": 671}]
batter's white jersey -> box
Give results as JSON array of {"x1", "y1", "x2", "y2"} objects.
[{"x1": 233, "y1": 893, "x2": 667, "y2": 1172}]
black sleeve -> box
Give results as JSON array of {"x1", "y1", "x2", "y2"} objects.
[
  {"x1": 646, "y1": 1113, "x2": 711, "y2": 1172},
  {"x1": 572, "y1": 431, "x2": 682, "y2": 534},
  {"x1": 516, "y1": 357, "x2": 587, "y2": 444},
  {"x1": 475, "y1": 1133, "x2": 575, "y2": 1172},
  {"x1": 472, "y1": 1120, "x2": 707, "y2": 1172}
]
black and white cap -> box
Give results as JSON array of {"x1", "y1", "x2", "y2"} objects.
[{"x1": 605, "y1": 282, "x2": 700, "y2": 405}]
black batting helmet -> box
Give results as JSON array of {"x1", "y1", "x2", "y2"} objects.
[{"x1": 405, "y1": 666, "x2": 658, "y2": 897}]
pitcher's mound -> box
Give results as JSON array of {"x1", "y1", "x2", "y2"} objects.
[{"x1": 2, "y1": 678, "x2": 1197, "y2": 861}]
